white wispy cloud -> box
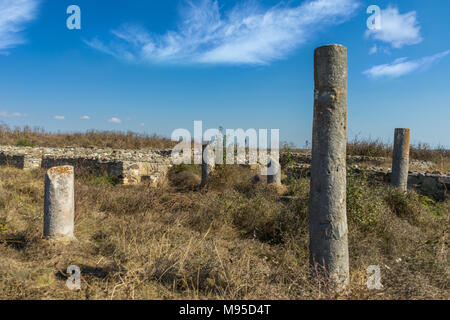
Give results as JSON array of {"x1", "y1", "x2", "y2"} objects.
[
  {"x1": 0, "y1": 0, "x2": 39, "y2": 52},
  {"x1": 53, "y1": 115, "x2": 65, "y2": 120},
  {"x1": 0, "y1": 111, "x2": 27, "y2": 117},
  {"x1": 80, "y1": 115, "x2": 90, "y2": 120},
  {"x1": 365, "y1": 5, "x2": 422, "y2": 49},
  {"x1": 85, "y1": 0, "x2": 360, "y2": 65},
  {"x1": 108, "y1": 117, "x2": 122, "y2": 124},
  {"x1": 363, "y1": 50, "x2": 450, "y2": 78}
]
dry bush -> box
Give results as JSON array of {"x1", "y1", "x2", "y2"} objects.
[
  {"x1": 347, "y1": 137, "x2": 450, "y2": 172},
  {"x1": 347, "y1": 136, "x2": 449, "y2": 162},
  {"x1": 167, "y1": 164, "x2": 201, "y2": 190},
  {"x1": 0, "y1": 124, "x2": 175, "y2": 149},
  {"x1": 347, "y1": 137, "x2": 391, "y2": 158}
]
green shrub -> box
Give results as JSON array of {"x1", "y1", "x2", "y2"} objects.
[
  {"x1": 384, "y1": 190, "x2": 422, "y2": 224},
  {"x1": 15, "y1": 138, "x2": 34, "y2": 147},
  {"x1": 87, "y1": 172, "x2": 119, "y2": 186},
  {"x1": 346, "y1": 173, "x2": 382, "y2": 232}
]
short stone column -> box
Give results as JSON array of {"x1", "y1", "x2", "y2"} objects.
[
  {"x1": 267, "y1": 157, "x2": 281, "y2": 185},
  {"x1": 309, "y1": 44, "x2": 349, "y2": 291},
  {"x1": 391, "y1": 128, "x2": 410, "y2": 191},
  {"x1": 201, "y1": 142, "x2": 215, "y2": 187},
  {"x1": 43, "y1": 166, "x2": 75, "y2": 241}
]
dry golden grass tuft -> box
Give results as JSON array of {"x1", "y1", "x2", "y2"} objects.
[{"x1": 0, "y1": 162, "x2": 449, "y2": 300}]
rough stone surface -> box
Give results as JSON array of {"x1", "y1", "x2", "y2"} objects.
[
  {"x1": 0, "y1": 146, "x2": 172, "y2": 186},
  {"x1": 267, "y1": 157, "x2": 281, "y2": 185},
  {"x1": 0, "y1": 145, "x2": 447, "y2": 199},
  {"x1": 287, "y1": 163, "x2": 449, "y2": 200},
  {"x1": 43, "y1": 166, "x2": 75, "y2": 241},
  {"x1": 201, "y1": 142, "x2": 215, "y2": 187},
  {"x1": 392, "y1": 128, "x2": 410, "y2": 191},
  {"x1": 309, "y1": 44, "x2": 350, "y2": 291}
]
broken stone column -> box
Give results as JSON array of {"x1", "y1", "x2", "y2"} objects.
[
  {"x1": 391, "y1": 128, "x2": 410, "y2": 191},
  {"x1": 267, "y1": 157, "x2": 281, "y2": 185},
  {"x1": 309, "y1": 44, "x2": 349, "y2": 291},
  {"x1": 43, "y1": 166, "x2": 75, "y2": 241},
  {"x1": 201, "y1": 142, "x2": 215, "y2": 187}
]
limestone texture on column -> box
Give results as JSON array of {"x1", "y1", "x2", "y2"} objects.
[
  {"x1": 43, "y1": 166, "x2": 75, "y2": 241},
  {"x1": 309, "y1": 44, "x2": 349, "y2": 291},
  {"x1": 267, "y1": 157, "x2": 281, "y2": 185},
  {"x1": 201, "y1": 142, "x2": 215, "y2": 187},
  {"x1": 391, "y1": 128, "x2": 410, "y2": 191}
]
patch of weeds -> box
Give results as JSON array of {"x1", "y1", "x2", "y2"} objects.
[
  {"x1": 420, "y1": 195, "x2": 449, "y2": 217},
  {"x1": 385, "y1": 190, "x2": 422, "y2": 225},
  {"x1": 170, "y1": 164, "x2": 200, "y2": 175},
  {"x1": 0, "y1": 224, "x2": 7, "y2": 234},
  {"x1": 15, "y1": 138, "x2": 35, "y2": 147},
  {"x1": 347, "y1": 173, "x2": 381, "y2": 231},
  {"x1": 87, "y1": 172, "x2": 119, "y2": 186}
]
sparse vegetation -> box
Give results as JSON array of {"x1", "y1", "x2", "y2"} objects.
[
  {"x1": 347, "y1": 136, "x2": 450, "y2": 167},
  {"x1": 86, "y1": 172, "x2": 120, "y2": 186},
  {"x1": 0, "y1": 163, "x2": 448, "y2": 300},
  {"x1": 0, "y1": 124, "x2": 175, "y2": 149},
  {"x1": 15, "y1": 138, "x2": 35, "y2": 147}
]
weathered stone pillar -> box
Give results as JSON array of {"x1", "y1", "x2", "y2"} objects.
[
  {"x1": 391, "y1": 128, "x2": 410, "y2": 191},
  {"x1": 201, "y1": 142, "x2": 215, "y2": 187},
  {"x1": 43, "y1": 166, "x2": 75, "y2": 241},
  {"x1": 267, "y1": 157, "x2": 281, "y2": 185},
  {"x1": 309, "y1": 44, "x2": 349, "y2": 291}
]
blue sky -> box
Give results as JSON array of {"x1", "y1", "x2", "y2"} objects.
[{"x1": 0, "y1": 0, "x2": 449, "y2": 147}]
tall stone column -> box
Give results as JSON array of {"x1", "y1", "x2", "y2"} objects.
[
  {"x1": 309, "y1": 44, "x2": 349, "y2": 291},
  {"x1": 201, "y1": 142, "x2": 215, "y2": 187},
  {"x1": 43, "y1": 166, "x2": 76, "y2": 241},
  {"x1": 391, "y1": 128, "x2": 410, "y2": 191}
]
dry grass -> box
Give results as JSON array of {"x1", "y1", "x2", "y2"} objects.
[
  {"x1": 347, "y1": 137, "x2": 449, "y2": 163},
  {"x1": 0, "y1": 124, "x2": 175, "y2": 149},
  {"x1": 1, "y1": 125, "x2": 449, "y2": 171},
  {"x1": 0, "y1": 164, "x2": 448, "y2": 300}
]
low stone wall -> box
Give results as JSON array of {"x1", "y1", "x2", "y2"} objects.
[
  {"x1": 0, "y1": 146, "x2": 448, "y2": 199},
  {"x1": 280, "y1": 152, "x2": 435, "y2": 171},
  {"x1": 0, "y1": 148, "x2": 42, "y2": 169},
  {"x1": 0, "y1": 146, "x2": 172, "y2": 186},
  {"x1": 287, "y1": 164, "x2": 449, "y2": 200}
]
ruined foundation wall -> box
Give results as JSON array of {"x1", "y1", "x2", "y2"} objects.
[
  {"x1": 0, "y1": 146, "x2": 172, "y2": 186},
  {"x1": 288, "y1": 163, "x2": 449, "y2": 201},
  {"x1": 0, "y1": 146, "x2": 448, "y2": 199}
]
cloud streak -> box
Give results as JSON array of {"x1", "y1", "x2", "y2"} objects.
[
  {"x1": 85, "y1": 0, "x2": 360, "y2": 65},
  {"x1": 0, "y1": 111, "x2": 27, "y2": 117},
  {"x1": 365, "y1": 5, "x2": 422, "y2": 49},
  {"x1": 0, "y1": 0, "x2": 39, "y2": 52},
  {"x1": 363, "y1": 50, "x2": 450, "y2": 79},
  {"x1": 108, "y1": 117, "x2": 122, "y2": 124}
]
